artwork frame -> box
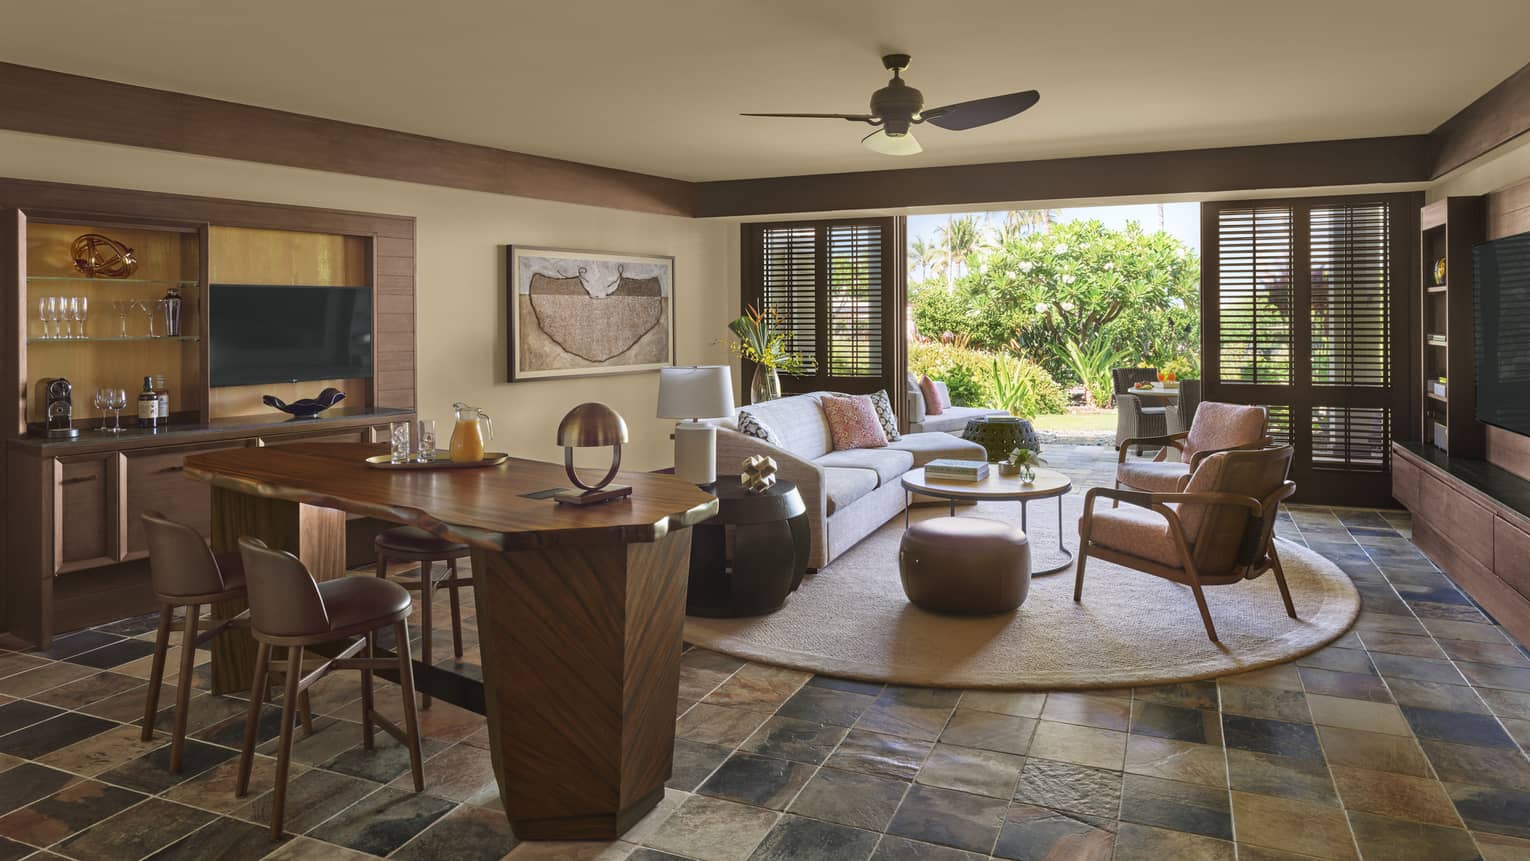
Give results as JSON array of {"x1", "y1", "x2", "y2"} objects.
[{"x1": 506, "y1": 245, "x2": 676, "y2": 381}]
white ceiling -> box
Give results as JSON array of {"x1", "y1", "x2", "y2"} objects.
[{"x1": 2, "y1": 0, "x2": 1526, "y2": 182}]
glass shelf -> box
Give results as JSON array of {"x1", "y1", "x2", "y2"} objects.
[
  {"x1": 27, "y1": 276, "x2": 199, "y2": 287},
  {"x1": 28, "y1": 335, "x2": 200, "y2": 345}
]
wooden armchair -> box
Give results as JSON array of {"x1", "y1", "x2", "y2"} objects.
[
  {"x1": 1075, "y1": 445, "x2": 1297, "y2": 642},
  {"x1": 1117, "y1": 401, "x2": 1270, "y2": 496}
]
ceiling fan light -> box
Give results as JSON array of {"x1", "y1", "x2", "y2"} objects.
[{"x1": 862, "y1": 128, "x2": 921, "y2": 156}]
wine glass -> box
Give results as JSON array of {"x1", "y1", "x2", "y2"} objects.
[
  {"x1": 36, "y1": 297, "x2": 49, "y2": 340},
  {"x1": 112, "y1": 300, "x2": 134, "y2": 338},
  {"x1": 64, "y1": 297, "x2": 79, "y2": 339},
  {"x1": 93, "y1": 388, "x2": 113, "y2": 432},
  {"x1": 74, "y1": 296, "x2": 88, "y2": 340},
  {"x1": 107, "y1": 388, "x2": 128, "y2": 432},
  {"x1": 43, "y1": 296, "x2": 59, "y2": 340}
]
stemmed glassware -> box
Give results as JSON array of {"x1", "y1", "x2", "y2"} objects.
[
  {"x1": 94, "y1": 387, "x2": 127, "y2": 432},
  {"x1": 72, "y1": 296, "x2": 87, "y2": 339},
  {"x1": 113, "y1": 299, "x2": 134, "y2": 338},
  {"x1": 37, "y1": 296, "x2": 56, "y2": 339},
  {"x1": 135, "y1": 299, "x2": 159, "y2": 338}
]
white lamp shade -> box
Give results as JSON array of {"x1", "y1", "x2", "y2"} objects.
[{"x1": 657, "y1": 365, "x2": 735, "y2": 419}]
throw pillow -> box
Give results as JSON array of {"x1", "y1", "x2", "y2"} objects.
[
  {"x1": 868, "y1": 389, "x2": 902, "y2": 441},
  {"x1": 821, "y1": 394, "x2": 889, "y2": 451},
  {"x1": 736, "y1": 410, "x2": 784, "y2": 448},
  {"x1": 935, "y1": 381, "x2": 952, "y2": 409},
  {"x1": 918, "y1": 375, "x2": 944, "y2": 416}
]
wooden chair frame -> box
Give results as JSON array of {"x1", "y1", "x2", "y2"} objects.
[{"x1": 1074, "y1": 479, "x2": 1298, "y2": 642}]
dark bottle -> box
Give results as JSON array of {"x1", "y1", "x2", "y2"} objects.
[{"x1": 136, "y1": 375, "x2": 160, "y2": 430}]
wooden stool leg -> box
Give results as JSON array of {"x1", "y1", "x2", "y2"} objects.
[
  {"x1": 141, "y1": 604, "x2": 173, "y2": 742},
  {"x1": 447, "y1": 558, "x2": 464, "y2": 659},
  {"x1": 170, "y1": 604, "x2": 200, "y2": 773},
  {"x1": 297, "y1": 653, "x2": 315, "y2": 737},
  {"x1": 359, "y1": 631, "x2": 376, "y2": 750},
  {"x1": 419, "y1": 560, "x2": 433, "y2": 709},
  {"x1": 269, "y1": 647, "x2": 303, "y2": 840},
  {"x1": 375, "y1": 551, "x2": 387, "y2": 579},
  {"x1": 236, "y1": 641, "x2": 271, "y2": 797},
  {"x1": 393, "y1": 621, "x2": 425, "y2": 792}
]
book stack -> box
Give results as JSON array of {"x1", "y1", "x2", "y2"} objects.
[{"x1": 926, "y1": 458, "x2": 989, "y2": 482}]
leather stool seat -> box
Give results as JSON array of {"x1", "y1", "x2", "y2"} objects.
[
  {"x1": 375, "y1": 526, "x2": 469, "y2": 555},
  {"x1": 317, "y1": 577, "x2": 413, "y2": 634},
  {"x1": 899, "y1": 516, "x2": 1031, "y2": 615}
]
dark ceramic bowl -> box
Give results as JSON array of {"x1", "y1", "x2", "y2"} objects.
[{"x1": 262, "y1": 387, "x2": 346, "y2": 418}]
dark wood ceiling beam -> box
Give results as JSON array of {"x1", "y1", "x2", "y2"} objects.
[
  {"x1": 1429, "y1": 62, "x2": 1530, "y2": 179},
  {"x1": 694, "y1": 137, "x2": 1434, "y2": 217},
  {"x1": 0, "y1": 63, "x2": 695, "y2": 217}
]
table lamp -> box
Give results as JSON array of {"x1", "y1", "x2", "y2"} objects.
[
  {"x1": 553, "y1": 402, "x2": 632, "y2": 505},
  {"x1": 657, "y1": 365, "x2": 735, "y2": 486}
]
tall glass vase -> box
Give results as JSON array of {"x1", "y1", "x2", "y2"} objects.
[{"x1": 750, "y1": 365, "x2": 782, "y2": 403}]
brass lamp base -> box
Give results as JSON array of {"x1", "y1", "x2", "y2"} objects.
[{"x1": 553, "y1": 484, "x2": 633, "y2": 506}]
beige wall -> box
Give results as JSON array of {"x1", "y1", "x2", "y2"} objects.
[{"x1": 0, "y1": 130, "x2": 736, "y2": 470}]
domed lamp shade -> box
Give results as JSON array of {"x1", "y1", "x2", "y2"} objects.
[{"x1": 553, "y1": 402, "x2": 633, "y2": 505}]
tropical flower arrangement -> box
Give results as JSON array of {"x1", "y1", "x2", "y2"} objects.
[{"x1": 727, "y1": 305, "x2": 813, "y2": 401}]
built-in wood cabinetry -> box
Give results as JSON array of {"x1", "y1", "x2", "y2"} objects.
[
  {"x1": 1418, "y1": 197, "x2": 1485, "y2": 456},
  {"x1": 1, "y1": 178, "x2": 418, "y2": 646}
]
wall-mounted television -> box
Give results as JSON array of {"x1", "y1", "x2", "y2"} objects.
[
  {"x1": 209, "y1": 284, "x2": 373, "y2": 387},
  {"x1": 1474, "y1": 231, "x2": 1530, "y2": 437}
]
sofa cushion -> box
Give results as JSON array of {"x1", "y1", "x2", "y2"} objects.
[
  {"x1": 869, "y1": 389, "x2": 902, "y2": 441},
  {"x1": 918, "y1": 376, "x2": 944, "y2": 415},
  {"x1": 822, "y1": 394, "x2": 890, "y2": 451},
  {"x1": 1116, "y1": 460, "x2": 1191, "y2": 493},
  {"x1": 731, "y1": 395, "x2": 833, "y2": 459},
  {"x1": 736, "y1": 409, "x2": 785, "y2": 448},
  {"x1": 814, "y1": 448, "x2": 914, "y2": 486},
  {"x1": 823, "y1": 467, "x2": 879, "y2": 515},
  {"x1": 912, "y1": 406, "x2": 1009, "y2": 434},
  {"x1": 887, "y1": 433, "x2": 987, "y2": 468}
]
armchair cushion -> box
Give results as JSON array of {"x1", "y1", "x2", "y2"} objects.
[
  {"x1": 824, "y1": 467, "x2": 879, "y2": 515},
  {"x1": 1184, "y1": 402, "x2": 1268, "y2": 461},
  {"x1": 814, "y1": 448, "x2": 914, "y2": 485},
  {"x1": 1081, "y1": 506, "x2": 1181, "y2": 568},
  {"x1": 1117, "y1": 460, "x2": 1191, "y2": 493}
]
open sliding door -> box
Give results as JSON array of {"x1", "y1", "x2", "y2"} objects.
[
  {"x1": 1203, "y1": 194, "x2": 1419, "y2": 507},
  {"x1": 740, "y1": 217, "x2": 906, "y2": 418}
]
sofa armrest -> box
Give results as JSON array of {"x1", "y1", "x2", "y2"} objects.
[
  {"x1": 906, "y1": 386, "x2": 927, "y2": 423},
  {"x1": 716, "y1": 428, "x2": 830, "y2": 567}
]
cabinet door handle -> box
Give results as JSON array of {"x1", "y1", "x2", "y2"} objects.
[
  {"x1": 157, "y1": 465, "x2": 185, "y2": 475},
  {"x1": 60, "y1": 474, "x2": 98, "y2": 486}
]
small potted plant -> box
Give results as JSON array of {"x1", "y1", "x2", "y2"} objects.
[
  {"x1": 727, "y1": 305, "x2": 814, "y2": 402},
  {"x1": 1001, "y1": 447, "x2": 1046, "y2": 483}
]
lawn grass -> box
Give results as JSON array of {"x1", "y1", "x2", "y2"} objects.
[{"x1": 1030, "y1": 410, "x2": 1116, "y2": 432}]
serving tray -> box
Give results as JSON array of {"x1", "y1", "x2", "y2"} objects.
[{"x1": 365, "y1": 451, "x2": 509, "y2": 470}]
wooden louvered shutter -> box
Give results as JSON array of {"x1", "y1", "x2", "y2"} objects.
[
  {"x1": 741, "y1": 218, "x2": 904, "y2": 413},
  {"x1": 1204, "y1": 194, "x2": 1417, "y2": 506}
]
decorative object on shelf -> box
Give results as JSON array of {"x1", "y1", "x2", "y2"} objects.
[
  {"x1": 1432, "y1": 420, "x2": 1449, "y2": 452},
  {"x1": 262, "y1": 387, "x2": 346, "y2": 418},
  {"x1": 1004, "y1": 447, "x2": 1046, "y2": 484},
  {"x1": 161, "y1": 285, "x2": 183, "y2": 336},
  {"x1": 741, "y1": 454, "x2": 778, "y2": 494},
  {"x1": 69, "y1": 233, "x2": 138, "y2": 278},
  {"x1": 1429, "y1": 378, "x2": 1448, "y2": 398},
  {"x1": 449, "y1": 402, "x2": 493, "y2": 462},
  {"x1": 728, "y1": 305, "x2": 813, "y2": 403},
  {"x1": 553, "y1": 402, "x2": 632, "y2": 505},
  {"x1": 1426, "y1": 333, "x2": 1448, "y2": 346},
  {"x1": 960, "y1": 415, "x2": 1039, "y2": 462},
  {"x1": 658, "y1": 365, "x2": 735, "y2": 486},
  {"x1": 1433, "y1": 257, "x2": 1447, "y2": 286},
  {"x1": 507, "y1": 245, "x2": 674, "y2": 381},
  {"x1": 39, "y1": 377, "x2": 79, "y2": 439},
  {"x1": 365, "y1": 451, "x2": 510, "y2": 470}
]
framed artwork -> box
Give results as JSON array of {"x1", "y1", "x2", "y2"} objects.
[{"x1": 506, "y1": 245, "x2": 675, "y2": 381}]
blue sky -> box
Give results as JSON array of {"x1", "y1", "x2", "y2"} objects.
[{"x1": 908, "y1": 202, "x2": 1201, "y2": 253}]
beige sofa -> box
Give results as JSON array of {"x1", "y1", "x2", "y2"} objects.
[
  {"x1": 905, "y1": 372, "x2": 1009, "y2": 434},
  {"x1": 715, "y1": 391, "x2": 986, "y2": 569}
]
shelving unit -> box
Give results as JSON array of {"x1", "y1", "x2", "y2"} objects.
[{"x1": 1419, "y1": 197, "x2": 1485, "y2": 456}]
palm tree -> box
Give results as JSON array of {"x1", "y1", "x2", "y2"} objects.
[
  {"x1": 909, "y1": 238, "x2": 932, "y2": 281},
  {"x1": 991, "y1": 210, "x2": 1052, "y2": 248},
  {"x1": 937, "y1": 214, "x2": 982, "y2": 290}
]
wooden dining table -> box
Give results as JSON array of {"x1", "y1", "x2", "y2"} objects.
[{"x1": 182, "y1": 442, "x2": 718, "y2": 841}]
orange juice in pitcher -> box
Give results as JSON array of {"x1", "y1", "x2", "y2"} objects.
[{"x1": 449, "y1": 402, "x2": 493, "y2": 463}]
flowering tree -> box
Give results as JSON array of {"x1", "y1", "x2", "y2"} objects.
[{"x1": 910, "y1": 218, "x2": 1200, "y2": 382}]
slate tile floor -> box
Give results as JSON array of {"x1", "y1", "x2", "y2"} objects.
[{"x1": 0, "y1": 446, "x2": 1527, "y2": 859}]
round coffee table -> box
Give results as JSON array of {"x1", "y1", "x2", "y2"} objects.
[{"x1": 900, "y1": 467, "x2": 1074, "y2": 575}]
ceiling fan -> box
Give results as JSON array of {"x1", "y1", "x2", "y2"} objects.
[{"x1": 742, "y1": 53, "x2": 1040, "y2": 156}]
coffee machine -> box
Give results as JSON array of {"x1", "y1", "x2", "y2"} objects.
[{"x1": 38, "y1": 377, "x2": 80, "y2": 439}]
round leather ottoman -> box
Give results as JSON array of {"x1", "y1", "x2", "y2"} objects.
[{"x1": 899, "y1": 517, "x2": 1031, "y2": 615}]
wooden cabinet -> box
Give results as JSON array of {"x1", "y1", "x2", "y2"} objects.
[
  {"x1": 1417, "y1": 473, "x2": 1494, "y2": 570},
  {"x1": 1494, "y1": 517, "x2": 1530, "y2": 602},
  {"x1": 1391, "y1": 455, "x2": 1420, "y2": 511},
  {"x1": 53, "y1": 453, "x2": 124, "y2": 574},
  {"x1": 124, "y1": 444, "x2": 246, "y2": 558}
]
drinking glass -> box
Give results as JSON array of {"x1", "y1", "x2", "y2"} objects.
[
  {"x1": 36, "y1": 297, "x2": 49, "y2": 340},
  {"x1": 74, "y1": 296, "x2": 88, "y2": 339},
  {"x1": 43, "y1": 296, "x2": 59, "y2": 339},
  {"x1": 112, "y1": 300, "x2": 134, "y2": 338},
  {"x1": 391, "y1": 422, "x2": 411, "y2": 463},
  {"x1": 136, "y1": 300, "x2": 159, "y2": 338},
  {"x1": 92, "y1": 388, "x2": 111, "y2": 431},
  {"x1": 64, "y1": 297, "x2": 79, "y2": 339},
  {"x1": 416, "y1": 419, "x2": 437, "y2": 462},
  {"x1": 105, "y1": 388, "x2": 127, "y2": 432}
]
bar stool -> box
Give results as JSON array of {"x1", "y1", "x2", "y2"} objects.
[
  {"x1": 235, "y1": 537, "x2": 425, "y2": 839},
  {"x1": 374, "y1": 526, "x2": 472, "y2": 707},
  {"x1": 141, "y1": 512, "x2": 267, "y2": 773}
]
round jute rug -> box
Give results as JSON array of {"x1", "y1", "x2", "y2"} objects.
[{"x1": 684, "y1": 496, "x2": 1360, "y2": 689}]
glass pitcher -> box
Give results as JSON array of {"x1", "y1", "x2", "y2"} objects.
[{"x1": 449, "y1": 402, "x2": 493, "y2": 463}]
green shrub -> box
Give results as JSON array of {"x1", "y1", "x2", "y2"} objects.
[
  {"x1": 1157, "y1": 355, "x2": 1200, "y2": 380},
  {"x1": 909, "y1": 342, "x2": 1066, "y2": 418}
]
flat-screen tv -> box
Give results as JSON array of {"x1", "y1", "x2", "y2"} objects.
[
  {"x1": 209, "y1": 284, "x2": 373, "y2": 387},
  {"x1": 1474, "y1": 231, "x2": 1530, "y2": 436}
]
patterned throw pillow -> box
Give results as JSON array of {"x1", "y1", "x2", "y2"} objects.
[
  {"x1": 736, "y1": 410, "x2": 784, "y2": 448},
  {"x1": 868, "y1": 389, "x2": 902, "y2": 441},
  {"x1": 821, "y1": 394, "x2": 889, "y2": 451},
  {"x1": 918, "y1": 375, "x2": 944, "y2": 416}
]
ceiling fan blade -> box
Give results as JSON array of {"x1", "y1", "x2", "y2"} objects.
[
  {"x1": 921, "y1": 90, "x2": 1040, "y2": 131},
  {"x1": 862, "y1": 128, "x2": 921, "y2": 156},
  {"x1": 741, "y1": 112, "x2": 877, "y2": 124}
]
